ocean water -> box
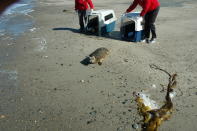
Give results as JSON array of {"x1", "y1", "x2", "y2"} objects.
[{"x1": 0, "y1": 0, "x2": 35, "y2": 37}]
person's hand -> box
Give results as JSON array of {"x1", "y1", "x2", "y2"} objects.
[
  {"x1": 91, "y1": 9, "x2": 94, "y2": 13},
  {"x1": 125, "y1": 9, "x2": 130, "y2": 13}
]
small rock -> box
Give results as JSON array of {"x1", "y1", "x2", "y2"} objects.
[
  {"x1": 122, "y1": 101, "x2": 126, "y2": 104},
  {"x1": 100, "y1": 91, "x2": 104, "y2": 93},
  {"x1": 42, "y1": 117, "x2": 46, "y2": 120},
  {"x1": 108, "y1": 110, "x2": 112, "y2": 113},
  {"x1": 176, "y1": 108, "x2": 180, "y2": 112},
  {"x1": 117, "y1": 127, "x2": 123, "y2": 131},
  {"x1": 37, "y1": 109, "x2": 43, "y2": 114},
  {"x1": 89, "y1": 110, "x2": 97, "y2": 116},
  {"x1": 87, "y1": 121, "x2": 91, "y2": 124},
  {"x1": 128, "y1": 109, "x2": 132, "y2": 112},
  {"x1": 62, "y1": 9, "x2": 68, "y2": 12},
  {"x1": 122, "y1": 99, "x2": 128, "y2": 104},
  {"x1": 152, "y1": 84, "x2": 156, "y2": 88},
  {"x1": 133, "y1": 91, "x2": 137, "y2": 96},
  {"x1": 80, "y1": 80, "x2": 85, "y2": 83},
  {"x1": 87, "y1": 119, "x2": 95, "y2": 124},
  {"x1": 124, "y1": 59, "x2": 129, "y2": 62},
  {"x1": 61, "y1": 64, "x2": 64, "y2": 66},
  {"x1": 132, "y1": 123, "x2": 139, "y2": 129}
]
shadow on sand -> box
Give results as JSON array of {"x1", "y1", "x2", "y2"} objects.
[
  {"x1": 53, "y1": 27, "x2": 132, "y2": 66},
  {"x1": 52, "y1": 27, "x2": 79, "y2": 33},
  {"x1": 52, "y1": 27, "x2": 125, "y2": 41},
  {"x1": 53, "y1": 27, "x2": 130, "y2": 66},
  {"x1": 80, "y1": 57, "x2": 91, "y2": 66}
]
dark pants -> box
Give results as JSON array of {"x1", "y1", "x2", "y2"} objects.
[
  {"x1": 144, "y1": 6, "x2": 160, "y2": 39},
  {"x1": 78, "y1": 10, "x2": 87, "y2": 31}
]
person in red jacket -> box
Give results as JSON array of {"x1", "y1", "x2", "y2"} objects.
[
  {"x1": 75, "y1": 0, "x2": 94, "y2": 32},
  {"x1": 126, "y1": 0, "x2": 160, "y2": 43}
]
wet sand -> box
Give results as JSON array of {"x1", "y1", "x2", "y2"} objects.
[{"x1": 0, "y1": 0, "x2": 197, "y2": 130}]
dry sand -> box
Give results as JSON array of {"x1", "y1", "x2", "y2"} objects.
[{"x1": 0, "y1": 0, "x2": 197, "y2": 130}]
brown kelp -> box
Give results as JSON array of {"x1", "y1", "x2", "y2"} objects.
[{"x1": 134, "y1": 64, "x2": 177, "y2": 131}]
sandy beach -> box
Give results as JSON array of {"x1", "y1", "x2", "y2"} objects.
[{"x1": 0, "y1": 0, "x2": 197, "y2": 130}]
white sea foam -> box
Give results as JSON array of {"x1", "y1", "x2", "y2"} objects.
[
  {"x1": 0, "y1": 70, "x2": 18, "y2": 80},
  {"x1": 4, "y1": 4, "x2": 26, "y2": 14},
  {"x1": 29, "y1": 27, "x2": 36, "y2": 32},
  {"x1": 137, "y1": 92, "x2": 159, "y2": 109},
  {"x1": 32, "y1": 37, "x2": 47, "y2": 52},
  {"x1": 169, "y1": 92, "x2": 177, "y2": 99},
  {"x1": 0, "y1": 0, "x2": 35, "y2": 36},
  {"x1": 0, "y1": 29, "x2": 5, "y2": 36}
]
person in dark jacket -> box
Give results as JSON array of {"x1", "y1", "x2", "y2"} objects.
[
  {"x1": 126, "y1": 0, "x2": 160, "y2": 43},
  {"x1": 75, "y1": 0, "x2": 94, "y2": 32}
]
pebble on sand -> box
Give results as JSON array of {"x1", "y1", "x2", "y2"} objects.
[
  {"x1": 132, "y1": 123, "x2": 139, "y2": 129},
  {"x1": 80, "y1": 80, "x2": 85, "y2": 83}
]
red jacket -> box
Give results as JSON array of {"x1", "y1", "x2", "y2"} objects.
[
  {"x1": 75, "y1": 0, "x2": 94, "y2": 10},
  {"x1": 126, "y1": 0, "x2": 160, "y2": 16}
]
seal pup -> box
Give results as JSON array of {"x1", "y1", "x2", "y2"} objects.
[{"x1": 88, "y1": 47, "x2": 109, "y2": 65}]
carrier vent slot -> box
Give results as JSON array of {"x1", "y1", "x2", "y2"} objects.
[{"x1": 105, "y1": 13, "x2": 113, "y2": 21}]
